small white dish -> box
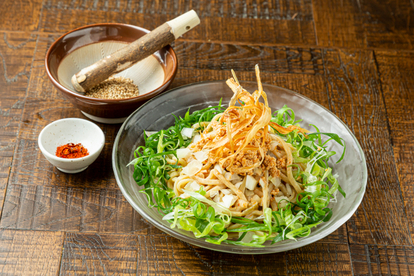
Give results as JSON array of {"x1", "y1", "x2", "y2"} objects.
[{"x1": 38, "y1": 118, "x2": 105, "y2": 173}]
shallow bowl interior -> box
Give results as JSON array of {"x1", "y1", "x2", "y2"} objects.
[
  {"x1": 45, "y1": 23, "x2": 177, "y2": 123},
  {"x1": 57, "y1": 41, "x2": 164, "y2": 95},
  {"x1": 113, "y1": 81, "x2": 368, "y2": 254}
]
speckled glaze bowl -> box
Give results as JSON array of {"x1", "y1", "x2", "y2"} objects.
[
  {"x1": 38, "y1": 118, "x2": 105, "y2": 173},
  {"x1": 45, "y1": 23, "x2": 178, "y2": 124}
]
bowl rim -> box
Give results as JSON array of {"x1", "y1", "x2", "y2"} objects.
[
  {"x1": 112, "y1": 80, "x2": 368, "y2": 254},
  {"x1": 44, "y1": 22, "x2": 178, "y2": 103},
  {"x1": 38, "y1": 118, "x2": 105, "y2": 162}
]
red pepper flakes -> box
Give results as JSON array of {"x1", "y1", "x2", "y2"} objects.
[{"x1": 56, "y1": 143, "x2": 89, "y2": 158}]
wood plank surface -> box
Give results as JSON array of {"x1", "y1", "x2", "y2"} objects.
[
  {"x1": 0, "y1": 0, "x2": 43, "y2": 32},
  {"x1": 312, "y1": 0, "x2": 367, "y2": 48},
  {"x1": 0, "y1": 184, "x2": 150, "y2": 232},
  {"x1": 350, "y1": 244, "x2": 414, "y2": 275},
  {"x1": 321, "y1": 49, "x2": 411, "y2": 246},
  {"x1": 0, "y1": 0, "x2": 414, "y2": 275},
  {"x1": 0, "y1": 229, "x2": 64, "y2": 275},
  {"x1": 61, "y1": 232, "x2": 139, "y2": 275},
  {"x1": 313, "y1": 0, "x2": 414, "y2": 50},
  {"x1": 59, "y1": 232, "x2": 352, "y2": 276},
  {"x1": 0, "y1": 32, "x2": 37, "y2": 217},
  {"x1": 174, "y1": 41, "x2": 324, "y2": 74},
  {"x1": 375, "y1": 50, "x2": 414, "y2": 243},
  {"x1": 39, "y1": 1, "x2": 316, "y2": 46},
  {"x1": 43, "y1": 0, "x2": 314, "y2": 20}
]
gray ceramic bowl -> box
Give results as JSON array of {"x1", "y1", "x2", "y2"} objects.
[
  {"x1": 45, "y1": 23, "x2": 177, "y2": 124},
  {"x1": 112, "y1": 81, "x2": 367, "y2": 254}
]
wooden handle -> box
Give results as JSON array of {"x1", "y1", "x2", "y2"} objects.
[{"x1": 71, "y1": 10, "x2": 200, "y2": 93}]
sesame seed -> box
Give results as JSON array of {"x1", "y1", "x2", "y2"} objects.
[{"x1": 85, "y1": 77, "x2": 140, "y2": 99}]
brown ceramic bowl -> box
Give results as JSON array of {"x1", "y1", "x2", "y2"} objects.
[{"x1": 45, "y1": 23, "x2": 177, "y2": 124}]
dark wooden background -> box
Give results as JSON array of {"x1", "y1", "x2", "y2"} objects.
[{"x1": 0, "y1": 0, "x2": 413, "y2": 275}]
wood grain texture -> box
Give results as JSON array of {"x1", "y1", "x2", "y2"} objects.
[
  {"x1": 39, "y1": 1, "x2": 316, "y2": 46},
  {"x1": 167, "y1": 240, "x2": 352, "y2": 275},
  {"x1": 0, "y1": 0, "x2": 43, "y2": 32},
  {"x1": 43, "y1": 0, "x2": 314, "y2": 20},
  {"x1": 0, "y1": 32, "x2": 37, "y2": 217},
  {"x1": 284, "y1": 243, "x2": 352, "y2": 275},
  {"x1": 174, "y1": 41, "x2": 324, "y2": 74},
  {"x1": 26, "y1": 34, "x2": 62, "y2": 100},
  {"x1": 375, "y1": 50, "x2": 414, "y2": 243},
  {"x1": 360, "y1": 0, "x2": 414, "y2": 49},
  {"x1": 0, "y1": 183, "x2": 160, "y2": 233},
  {"x1": 312, "y1": 0, "x2": 367, "y2": 48},
  {"x1": 313, "y1": 0, "x2": 414, "y2": 50},
  {"x1": 61, "y1": 232, "x2": 138, "y2": 275},
  {"x1": 60, "y1": 232, "x2": 352, "y2": 276},
  {"x1": 188, "y1": 242, "x2": 353, "y2": 275},
  {"x1": 350, "y1": 244, "x2": 414, "y2": 275},
  {"x1": 0, "y1": 229, "x2": 64, "y2": 275},
  {"x1": 0, "y1": 32, "x2": 36, "y2": 137},
  {"x1": 320, "y1": 224, "x2": 348, "y2": 245},
  {"x1": 322, "y1": 48, "x2": 411, "y2": 246}
]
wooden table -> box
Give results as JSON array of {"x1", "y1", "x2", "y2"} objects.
[{"x1": 1, "y1": 0, "x2": 413, "y2": 275}]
